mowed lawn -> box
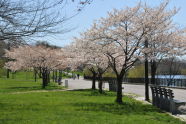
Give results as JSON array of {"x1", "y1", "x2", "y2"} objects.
[{"x1": 0, "y1": 78, "x2": 185, "y2": 124}]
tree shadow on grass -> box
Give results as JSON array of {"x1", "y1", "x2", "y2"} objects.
[
  {"x1": 71, "y1": 101, "x2": 162, "y2": 116},
  {"x1": 8, "y1": 86, "x2": 40, "y2": 89},
  {"x1": 69, "y1": 89, "x2": 116, "y2": 97},
  {"x1": 6, "y1": 85, "x2": 63, "y2": 91},
  {"x1": 66, "y1": 89, "x2": 100, "y2": 91},
  {"x1": 6, "y1": 86, "x2": 41, "y2": 91}
]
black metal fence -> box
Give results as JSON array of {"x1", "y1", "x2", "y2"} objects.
[
  {"x1": 84, "y1": 76, "x2": 186, "y2": 88},
  {"x1": 155, "y1": 78, "x2": 186, "y2": 88}
]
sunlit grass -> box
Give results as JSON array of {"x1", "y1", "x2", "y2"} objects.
[{"x1": 0, "y1": 75, "x2": 185, "y2": 124}]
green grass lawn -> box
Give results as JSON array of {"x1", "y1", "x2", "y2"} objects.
[
  {"x1": 0, "y1": 78, "x2": 64, "y2": 94},
  {"x1": 0, "y1": 78, "x2": 185, "y2": 124}
]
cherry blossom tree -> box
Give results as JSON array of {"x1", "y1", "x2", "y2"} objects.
[
  {"x1": 0, "y1": 0, "x2": 94, "y2": 79},
  {"x1": 79, "y1": 39, "x2": 109, "y2": 93},
  {"x1": 82, "y1": 5, "x2": 146, "y2": 103},
  {"x1": 141, "y1": 1, "x2": 186, "y2": 86},
  {"x1": 78, "y1": 1, "x2": 186, "y2": 103},
  {"x1": 66, "y1": 36, "x2": 109, "y2": 92},
  {"x1": 145, "y1": 30, "x2": 186, "y2": 85},
  {"x1": 4, "y1": 45, "x2": 67, "y2": 88}
]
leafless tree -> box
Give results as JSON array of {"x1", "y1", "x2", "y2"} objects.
[{"x1": 0, "y1": 0, "x2": 92, "y2": 43}]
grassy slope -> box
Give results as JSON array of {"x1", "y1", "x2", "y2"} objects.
[{"x1": 0, "y1": 78, "x2": 185, "y2": 124}]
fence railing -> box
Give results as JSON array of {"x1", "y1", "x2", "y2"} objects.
[
  {"x1": 84, "y1": 76, "x2": 186, "y2": 88},
  {"x1": 155, "y1": 78, "x2": 186, "y2": 88}
]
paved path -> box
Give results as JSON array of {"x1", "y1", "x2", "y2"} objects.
[
  {"x1": 122, "y1": 84, "x2": 186, "y2": 101},
  {"x1": 62, "y1": 77, "x2": 186, "y2": 101},
  {"x1": 62, "y1": 77, "x2": 93, "y2": 90}
]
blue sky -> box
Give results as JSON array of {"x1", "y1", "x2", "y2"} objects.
[{"x1": 45, "y1": 0, "x2": 186, "y2": 47}]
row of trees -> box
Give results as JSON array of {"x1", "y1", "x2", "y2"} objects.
[
  {"x1": 4, "y1": 0, "x2": 186, "y2": 104},
  {"x1": 4, "y1": 45, "x2": 69, "y2": 88},
  {"x1": 67, "y1": 1, "x2": 186, "y2": 103},
  {"x1": 1, "y1": 0, "x2": 93, "y2": 85},
  {"x1": 0, "y1": 0, "x2": 93, "y2": 69}
]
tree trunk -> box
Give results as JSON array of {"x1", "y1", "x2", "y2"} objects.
[
  {"x1": 42, "y1": 69, "x2": 48, "y2": 88},
  {"x1": 55, "y1": 70, "x2": 58, "y2": 83},
  {"x1": 145, "y1": 57, "x2": 149, "y2": 101},
  {"x1": 34, "y1": 69, "x2": 37, "y2": 82},
  {"x1": 52, "y1": 70, "x2": 55, "y2": 82},
  {"x1": 59, "y1": 70, "x2": 62, "y2": 81},
  {"x1": 39, "y1": 67, "x2": 42, "y2": 78},
  {"x1": 47, "y1": 71, "x2": 50, "y2": 84},
  {"x1": 145, "y1": 39, "x2": 149, "y2": 101},
  {"x1": 151, "y1": 60, "x2": 157, "y2": 85},
  {"x1": 92, "y1": 73, "x2": 96, "y2": 90},
  {"x1": 6, "y1": 43, "x2": 10, "y2": 79},
  {"x1": 6, "y1": 69, "x2": 10, "y2": 78},
  {"x1": 116, "y1": 76, "x2": 123, "y2": 104},
  {"x1": 98, "y1": 74, "x2": 103, "y2": 93}
]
